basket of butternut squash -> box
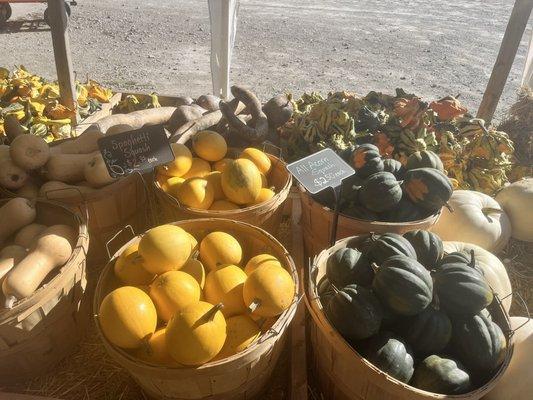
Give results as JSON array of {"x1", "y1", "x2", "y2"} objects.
[
  {"x1": 93, "y1": 218, "x2": 298, "y2": 400},
  {"x1": 0, "y1": 197, "x2": 89, "y2": 382}
]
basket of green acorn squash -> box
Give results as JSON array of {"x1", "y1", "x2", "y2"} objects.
[
  {"x1": 305, "y1": 230, "x2": 513, "y2": 400},
  {"x1": 300, "y1": 145, "x2": 450, "y2": 255}
]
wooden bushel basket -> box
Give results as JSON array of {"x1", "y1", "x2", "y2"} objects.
[
  {"x1": 153, "y1": 153, "x2": 292, "y2": 235},
  {"x1": 93, "y1": 218, "x2": 299, "y2": 400},
  {"x1": 305, "y1": 235, "x2": 514, "y2": 400},
  {"x1": 299, "y1": 187, "x2": 441, "y2": 255},
  {"x1": 0, "y1": 199, "x2": 90, "y2": 382}
]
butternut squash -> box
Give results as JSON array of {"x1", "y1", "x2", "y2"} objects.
[
  {"x1": 0, "y1": 198, "x2": 37, "y2": 246},
  {"x1": 0, "y1": 245, "x2": 27, "y2": 283},
  {"x1": 50, "y1": 130, "x2": 103, "y2": 155},
  {"x1": 3, "y1": 224, "x2": 76, "y2": 307},
  {"x1": 84, "y1": 153, "x2": 116, "y2": 188},
  {"x1": 14, "y1": 223, "x2": 47, "y2": 249},
  {"x1": 9, "y1": 134, "x2": 50, "y2": 170},
  {"x1": 15, "y1": 180, "x2": 40, "y2": 199},
  {"x1": 39, "y1": 181, "x2": 95, "y2": 200},
  {"x1": 0, "y1": 158, "x2": 29, "y2": 190},
  {"x1": 44, "y1": 153, "x2": 97, "y2": 183}
]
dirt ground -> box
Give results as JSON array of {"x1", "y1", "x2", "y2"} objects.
[{"x1": 0, "y1": 0, "x2": 531, "y2": 121}]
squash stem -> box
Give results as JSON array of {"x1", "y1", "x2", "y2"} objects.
[
  {"x1": 468, "y1": 249, "x2": 476, "y2": 268},
  {"x1": 444, "y1": 202, "x2": 454, "y2": 212},
  {"x1": 4, "y1": 295, "x2": 16, "y2": 309},
  {"x1": 371, "y1": 262, "x2": 379, "y2": 273},
  {"x1": 203, "y1": 302, "x2": 224, "y2": 322},
  {"x1": 248, "y1": 299, "x2": 261, "y2": 313}
]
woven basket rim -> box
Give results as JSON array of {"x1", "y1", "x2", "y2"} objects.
[
  {"x1": 93, "y1": 218, "x2": 299, "y2": 374},
  {"x1": 0, "y1": 198, "x2": 89, "y2": 322},
  {"x1": 305, "y1": 234, "x2": 514, "y2": 399},
  {"x1": 153, "y1": 153, "x2": 293, "y2": 215},
  {"x1": 298, "y1": 184, "x2": 441, "y2": 225}
]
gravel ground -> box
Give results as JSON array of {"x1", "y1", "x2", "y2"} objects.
[{"x1": 0, "y1": 0, "x2": 531, "y2": 121}]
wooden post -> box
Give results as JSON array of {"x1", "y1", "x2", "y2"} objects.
[
  {"x1": 477, "y1": 0, "x2": 533, "y2": 123},
  {"x1": 523, "y1": 30, "x2": 533, "y2": 88},
  {"x1": 47, "y1": 0, "x2": 77, "y2": 124}
]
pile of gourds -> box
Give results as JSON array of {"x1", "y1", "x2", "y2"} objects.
[
  {"x1": 98, "y1": 224, "x2": 295, "y2": 366},
  {"x1": 0, "y1": 198, "x2": 76, "y2": 309},
  {"x1": 312, "y1": 144, "x2": 453, "y2": 223},
  {"x1": 319, "y1": 230, "x2": 508, "y2": 395},
  {"x1": 156, "y1": 131, "x2": 278, "y2": 210},
  {"x1": 280, "y1": 89, "x2": 523, "y2": 195},
  {"x1": 0, "y1": 66, "x2": 112, "y2": 142}
]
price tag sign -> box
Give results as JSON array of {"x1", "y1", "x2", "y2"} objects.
[
  {"x1": 98, "y1": 124, "x2": 174, "y2": 178},
  {"x1": 286, "y1": 148, "x2": 355, "y2": 194}
]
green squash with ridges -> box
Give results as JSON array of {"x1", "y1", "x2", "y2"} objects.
[
  {"x1": 368, "y1": 233, "x2": 417, "y2": 263},
  {"x1": 412, "y1": 355, "x2": 471, "y2": 394},
  {"x1": 403, "y1": 168, "x2": 453, "y2": 212},
  {"x1": 400, "y1": 306, "x2": 451, "y2": 355},
  {"x1": 326, "y1": 248, "x2": 373, "y2": 288},
  {"x1": 406, "y1": 150, "x2": 444, "y2": 172},
  {"x1": 403, "y1": 230, "x2": 444, "y2": 269},
  {"x1": 358, "y1": 172, "x2": 403, "y2": 213}
]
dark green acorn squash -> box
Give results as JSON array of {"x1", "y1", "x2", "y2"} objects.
[
  {"x1": 438, "y1": 251, "x2": 471, "y2": 267},
  {"x1": 403, "y1": 230, "x2": 444, "y2": 269},
  {"x1": 382, "y1": 158, "x2": 405, "y2": 178},
  {"x1": 351, "y1": 144, "x2": 384, "y2": 178},
  {"x1": 411, "y1": 355, "x2": 471, "y2": 394},
  {"x1": 326, "y1": 248, "x2": 374, "y2": 288},
  {"x1": 368, "y1": 233, "x2": 417, "y2": 263},
  {"x1": 361, "y1": 332, "x2": 414, "y2": 383},
  {"x1": 451, "y1": 311, "x2": 507, "y2": 375},
  {"x1": 434, "y1": 261, "x2": 493, "y2": 315},
  {"x1": 405, "y1": 150, "x2": 444, "y2": 172},
  {"x1": 358, "y1": 172, "x2": 403, "y2": 212},
  {"x1": 403, "y1": 168, "x2": 453, "y2": 212},
  {"x1": 372, "y1": 255, "x2": 433, "y2": 316},
  {"x1": 382, "y1": 196, "x2": 425, "y2": 222},
  {"x1": 341, "y1": 204, "x2": 380, "y2": 221},
  {"x1": 401, "y1": 306, "x2": 452, "y2": 355},
  {"x1": 326, "y1": 284, "x2": 383, "y2": 340},
  {"x1": 317, "y1": 276, "x2": 335, "y2": 307}
]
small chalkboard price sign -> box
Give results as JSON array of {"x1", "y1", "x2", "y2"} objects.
[
  {"x1": 287, "y1": 148, "x2": 355, "y2": 246},
  {"x1": 97, "y1": 124, "x2": 174, "y2": 178}
]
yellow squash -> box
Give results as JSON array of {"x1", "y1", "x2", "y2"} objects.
[
  {"x1": 149, "y1": 270, "x2": 201, "y2": 322},
  {"x1": 200, "y1": 231, "x2": 243, "y2": 271},
  {"x1": 240, "y1": 148, "x2": 272, "y2": 175},
  {"x1": 251, "y1": 188, "x2": 275, "y2": 205},
  {"x1": 213, "y1": 158, "x2": 232, "y2": 173},
  {"x1": 192, "y1": 130, "x2": 227, "y2": 162},
  {"x1": 98, "y1": 286, "x2": 157, "y2": 349},
  {"x1": 180, "y1": 258, "x2": 206, "y2": 289},
  {"x1": 166, "y1": 301, "x2": 227, "y2": 366},
  {"x1": 135, "y1": 328, "x2": 177, "y2": 366},
  {"x1": 138, "y1": 225, "x2": 191, "y2": 274},
  {"x1": 176, "y1": 178, "x2": 214, "y2": 209},
  {"x1": 210, "y1": 200, "x2": 240, "y2": 211},
  {"x1": 158, "y1": 143, "x2": 193, "y2": 177},
  {"x1": 244, "y1": 254, "x2": 282, "y2": 276},
  {"x1": 216, "y1": 315, "x2": 260, "y2": 359},
  {"x1": 114, "y1": 242, "x2": 156, "y2": 286},
  {"x1": 205, "y1": 264, "x2": 247, "y2": 317},
  {"x1": 243, "y1": 264, "x2": 295, "y2": 318},
  {"x1": 165, "y1": 176, "x2": 185, "y2": 197},
  {"x1": 221, "y1": 158, "x2": 262, "y2": 205},
  {"x1": 181, "y1": 157, "x2": 211, "y2": 179},
  {"x1": 205, "y1": 171, "x2": 225, "y2": 200}
]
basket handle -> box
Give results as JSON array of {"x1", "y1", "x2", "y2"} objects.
[
  {"x1": 105, "y1": 225, "x2": 136, "y2": 260},
  {"x1": 505, "y1": 291, "x2": 531, "y2": 335},
  {"x1": 262, "y1": 141, "x2": 283, "y2": 160},
  {"x1": 42, "y1": 186, "x2": 90, "y2": 234}
]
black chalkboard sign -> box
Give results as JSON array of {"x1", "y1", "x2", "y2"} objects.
[
  {"x1": 97, "y1": 124, "x2": 174, "y2": 178},
  {"x1": 286, "y1": 148, "x2": 355, "y2": 194}
]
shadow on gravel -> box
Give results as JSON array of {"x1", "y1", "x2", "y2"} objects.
[{"x1": 0, "y1": 19, "x2": 49, "y2": 33}]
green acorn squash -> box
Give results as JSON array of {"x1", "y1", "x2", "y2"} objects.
[
  {"x1": 358, "y1": 172, "x2": 403, "y2": 212},
  {"x1": 403, "y1": 230, "x2": 444, "y2": 269},
  {"x1": 403, "y1": 168, "x2": 453, "y2": 212},
  {"x1": 368, "y1": 233, "x2": 417, "y2": 263},
  {"x1": 411, "y1": 355, "x2": 471, "y2": 394},
  {"x1": 400, "y1": 306, "x2": 451, "y2": 355},
  {"x1": 382, "y1": 158, "x2": 405, "y2": 178},
  {"x1": 434, "y1": 260, "x2": 493, "y2": 315},
  {"x1": 341, "y1": 204, "x2": 379, "y2": 221},
  {"x1": 326, "y1": 248, "x2": 374, "y2": 288},
  {"x1": 317, "y1": 276, "x2": 335, "y2": 307},
  {"x1": 372, "y1": 255, "x2": 433, "y2": 316},
  {"x1": 382, "y1": 196, "x2": 425, "y2": 222},
  {"x1": 362, "y1": 331, "x2": 414, "y2": 383},
  {"x1": 351, "y1": 144, "x2": 384, "y2": 178},
  {"x1": 406, "y1": 150, "x2": 444, "y2": 172},
  {"x1": 451, "y1": 311, "x2": 507, "y2": 375},
  {"x1": 326, "y1": 284, "x2": 383, "y2": 340}
]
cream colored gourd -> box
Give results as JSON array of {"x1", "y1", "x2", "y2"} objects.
[
  {"x1": 15, "y1": 180, "x2": 40, "y2": 199},
  {"x1": 495, "y1": 178, "x2": 533, "y2": 242},
  {"x1": 0, "y1": 158, "x2": 29, "y2": 190},
  {"x1": 14, "y1": 223, "x2": 47, "y2": 249},
  {"x1": 9, "y1": 134, "x2": 50, "y2": 170},
  {"x1": 39, "y1": 181, "x2": 95, "y2": 200},
  {"x1": 3, "y1": 224, "x2": 76, "y2": 307},
  {"x1": 50, "y1": 130, "x2": 103, "y2": 154},
  {"x1": 484, "y1": 317, "x2": 532, "y2": 400},
  {"x1": 84, "y1": 153, "x2": 116, "y2": 188},
  {"x1": 0, "y1": 197, "x2": 37, "y2": 245},
  {"x1": 45, "y1": 153, "x2": 97, "y2": 183},
  {"x1": 432, "y1": 190, "x2": 511, "y2": 253},
  {"x1": 0, "y1": 245, "x2": 27, "y2": 282},
  {"x1": 443, "y1": 241, "x2": 512, "y2": 312}
]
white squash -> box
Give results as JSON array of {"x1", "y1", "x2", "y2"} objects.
[
  {"x1": 443, "y1": 241, "x2": 512, "y2": 312},
  {"x1": 495, "y1": 178, "x2": 533, "y2": 242},
  {"x1": 484, "y1": 317, "x2": 532, "y2": 400},
  {"x1": 432, "y1": 190, "x2": 511, "y2": 254}
]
